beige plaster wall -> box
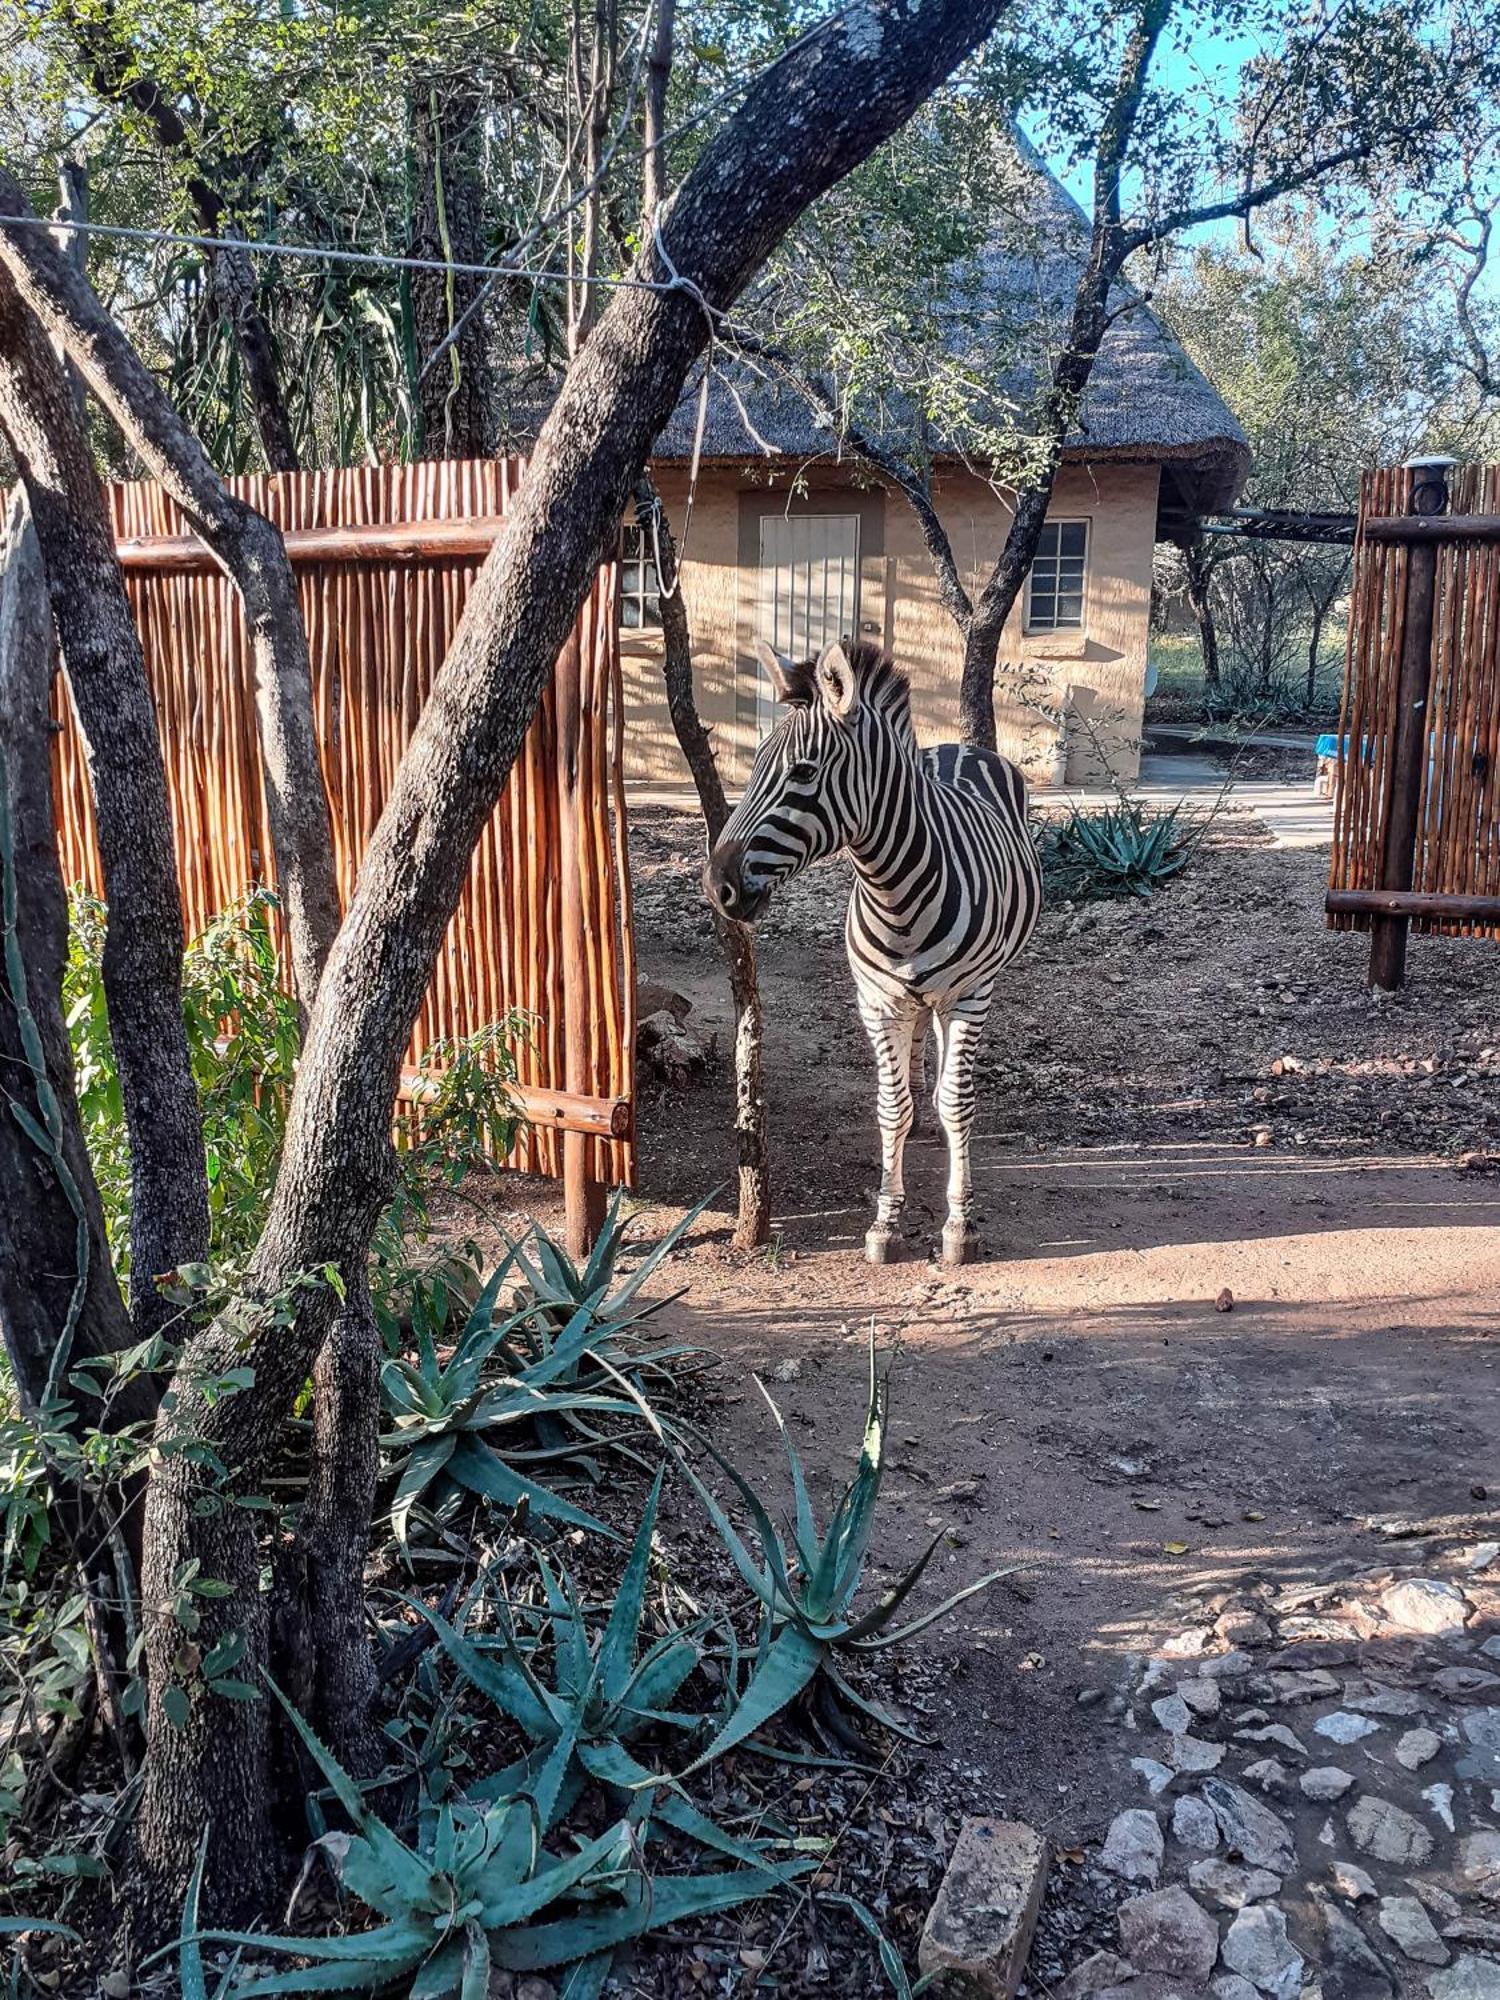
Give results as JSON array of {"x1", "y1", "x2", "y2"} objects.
[{"x1": 619, "y1": 457, "x2": 1161, "y2": 790}]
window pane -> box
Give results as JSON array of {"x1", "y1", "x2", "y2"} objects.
[
  {"x1": 622, "y1": 598, "x2": 642, "y2": 629},
  {"x1": 642, "y1": 594, "x2": 662, "y2": 627},
  {"x1": 1059, "y1": 522, "x2": 1088, "y2": 558},
  {"x1": 1030, "y1": 592, "x2": 1058, "y2": 629},
  {"x1": 1036, "y1": 522, "x2": 1060, "y2": 561},
  {"x1": 1055, "y1": 593, "x2": 1084, "y2": 625}
]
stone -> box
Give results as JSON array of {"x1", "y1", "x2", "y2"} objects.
[
  {"x1": 1266, "y1": 1670, "x2": 1341, "y2": 1706},
  {"x1": 1379, "y1": 1579, "x2": 1471, "y2": 1637},
  {"x1": 1422, "y1": 1783, "x2": 1455, "y2": 1832},
  {"x1": 1180, "y1": 1680, "x2": 1223, "y2": 1720},
  {"x1": 1153, "y1": 1695, "x2": 1194, "y2": 1736},
  {"x1": 1346, "y1": 1797, "x2": 1434, "y2": 1867},
  {"x1": 918, "y1": 1817, "x2": 1049, "y2": 2000},
  {"x1": 1343, "y1": 1684, "x2": 1428, "y2": 1719},
  {"x1": 1481, "y1": 1636, "x2": 1500, "y2": 1662},
  {"x1": 1168, "y1": 1734, "x2": 1225, "y2": 1775},
  {"x1": 635, "y1": 979, "x2": 691, "y2": 1022},
  {"x1": 1213, "y1": 1978, "x2": 1262, "y2": 2000},
  {"x1": 1190, "y1": 1860, "x2": 1282, "y2": 1910},
  {"x1": 1431, "y1": 1668, "x2": 1500, "y2": 1701},
  {"x1": 1376, "y1": 1898, "x2": 1447, "y2": 1967},
  {"x1": 1329, "y1": 1862, "x2": 1377, "y2": 1903},
  {"x1": 1301, "y1": 1768, "x2": 1356, "y2": 1803},
  {"x1": 1059, "y1": 1952, "x2": 1135, "y2": 2000},
  {"x1": 1096, "y1": 1978, "x2": 1213, "y2": 2000},
  {"x1": 1416, "y1": 1886, "x2": 1463, "y2": 1926},
  {"x1": 1202, "y1": 1779, "x2": 1297, "y2": 1874},
  {"x1": 1117, "y1": 1887, "x2": 1220, "y2": 1985},
  {"x1": 1201, "y1": 1651, "x2": 1255, "y2": 1681},
  {"x1": 1243, "y1": 1759, "x2": 1290, "y2": 1794},
  {"x1": 1396, "y1": 1728, "x2": 1443, "y2": 1770},
  {"x1": 1458, "y1": 1831, "x2": 1500, "y2": 1902},
  {"x1": 635, "y1": 1008, "x2": 708, "y2": 1080},
  {"x1": 1456, "y1": 1708, "x2": 1500, "y2": 1786},
  {"x1": 1315, "y1": 1713, "x2": 1381, "y2": 1746},
  {"x1": 1443, "y1": 1918, "x2": 1500, "y2": 1949},
  {"x1": 1172, "y1": 1796, "x2": 1221, "y2": 1852},
  {"x1": 1221, "y1": 1904, "x2": 1304, "y2": 2000},
  {"x1": 1316, "y1": 1896, "x2": 1395, "y2": 2000},
  {"x1": 1238, "y1": 1725, "x2": 1307, "y2": 1759},
  {"x1": 1466, "y1": 1543, "x2": 1500, "y2": 1572},
  {"x1": 1133, "y1": 1758, "x2": 1176, "y2": 1797},
  {"x1": 1101, "y1": 1810, "x2": 1166, "y2": 1886},
  {"x1": 1218, "y1": 1611, "x2": 1273, "y2": 1647},
  {"x1": 1427, "y1": 1958, "x2": 1500, "y2": 2000},
  {"x1": 1163, "y1": 1627, "x2": 1215, "y2": 1659}
]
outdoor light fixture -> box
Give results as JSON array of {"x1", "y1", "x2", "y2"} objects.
[{"x1": 1405, "y1": 454, "x2": 1457, "y2": 517}]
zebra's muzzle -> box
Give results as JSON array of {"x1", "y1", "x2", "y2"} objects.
[{"x1": 702, "y1": 840, "x2": 770, "y2": 923}]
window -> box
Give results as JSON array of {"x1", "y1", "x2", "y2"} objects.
[
  {"x1": 1025, "y1": 519, "x2": 1088, "y2": 633},
  {"x1": 620, "y1": 521, "x2": 661, "y2": 630}
]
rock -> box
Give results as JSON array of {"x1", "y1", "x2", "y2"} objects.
[
  {"x1": 1396, "y1": 1728, "x2": 1443, "y2": 1770},
  {"x1": 1201, "y1": 1652, "x2": 1255, "y2": 1681},
  {"x1": 1329, "y1": 1862, "x2": 1377, "y2": 1903},
  {"x1": 1153, "y1": 1695, "x2": 1194, "y2": 1736},
  {"x1": 1117, "y1": 1887, "x2": 1220, "y2": 1985},
  {"x1": 1422, "y1": 1782, "x2": 1455, "y2": 1832},
  {"x1": 1343, "y1": 1683, "x2": 1427, "y2": 1718},
  {"x1": 1059, "y1": 1952, "x2": 1136, "y2": 2000},
  {"x1": 1095, "y1": 1978, "x2": 1212, "y2": 2000},
  {"x1": 1466, "y1": 1543, "x2": 1500, "y2": 1572},
  {"x1": 1172, "y1": 1796, "x2": 1221, "y2": 1851},
  {"x1": 1458, "y1": 1830, "x2": 1500, "y2": 1902},
  {"x1": 635, "y1": 979, "x2": 691, "y2": 1022},
  {"x1": 1190, "y1": 1860, "x2": 1281, "y2": 1910},
  {"x1": 1416, "y1": 1885, "x2": 1463, "y2": 1926},
  {"x1": 1133, "y1": 1759, "x2": 1176, "y2": 1797},
  {"x1": 1265, "y1": 1670, "x2": 1341, "y2": 1706},
  {"x1": 1315, "y1": 1713, "x2": 1381, "y2": 1746},
  {"x1": 1213, "y1": 1978, "x2": 1262, "y2": 2000},
  {"x1": 1238, "y1": 1725, "x2": 1307, "y2": 1759},
  {"x1": 1221, "y1": 1904, "x2": 1304, "y2": 2000},
  {"x1": 1180, "y1": 1680, "x2": 1223, "y2": 1719},
  {"x1": 1202, "y1": 1779, "x2": 1297, "y2": 1874},
  {"x1": 1168, "y1": 1734, "x2": 1225, "y2": 1775},
  {"x1": 1376, "y1": 1898, "x2": 1448, "y2": 1967},
  {"x1": 1218, "y1": 1611, "x2": 1273, "y2": 1647},
  {"x1": 1163, "y1": 1628, "x2": 1215, "y2": 1660},
  {"x1": 1430, "y1": 1668, "x2": 1500, "y2": 1701},
  {"x1": 1101, "y1": 1810, "x2": 1166, "y2": 1886},
  {"x1": 1456, "y1": 1708, "x2": 1500, "y2": 1786},
  {"x1": 1316, "y1": 1896, "x2": 1395, "y2": 2000},
  {"x1": 636, "y1": 1008, "x2": 709, "y2": 1080},
  {"x1": 1301, "y1": 1768, "x2": 1356, "y2": 1803},
  {"x1": 1479, "y1": 1636, "x2": 1500, "y2": 1662},
  {"x1": 1427, "y1": 1958, "x2": 1500, "y2": 2000},
  {"x1": 1443, "y1": 1918, "x2": 1500, "y2": 1949},
  {"x1": 918, "y1": 1817, "x2": 1049, "y2": 2000},
  {"x1": 1243, "y1": 1758, "x2": 1290, "y2": 1794},
  {"x1": 1379, "y1": 1579, "x2": 1471, "y2": 1637},
  {"x1": 1346, "y1": 1797, "x2": 1434, "y2": 1867}
]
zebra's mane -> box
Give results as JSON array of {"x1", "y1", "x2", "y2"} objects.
[{"x1": 782, "y1": 642, "x2": 912, "y2": 725}]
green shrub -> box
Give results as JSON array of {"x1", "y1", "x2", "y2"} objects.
[{"x1": 1042, "y1": 801, "x2": 1191, "y2": 903}]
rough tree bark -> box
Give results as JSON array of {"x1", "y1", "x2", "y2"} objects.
[
  {"x1": 110, "y1": 0, "x2": 1013, "y2": 1930},
  {"x1": 410, "y1": 86, "x2": 498, "y2": 457},
  {"x1": 634, "y1": 477, "x2": 770, "y2": 1247},
  {"x1": 0, "y1": 171, "x2": 341, "y2": 1014},
  {"x1": 1182, "y1": 535, "x2": 1221, "y2": 691},
  {"x1": 0, "y1": 268, "x2": 209, "y2": 1335},
  {"x1": 66, "y1": 4, "x2": 300, "y2": 470}
]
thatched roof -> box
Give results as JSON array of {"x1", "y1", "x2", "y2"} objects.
[{"x1": 646, "y1": 136, "x2": 1249, "y2": 530}]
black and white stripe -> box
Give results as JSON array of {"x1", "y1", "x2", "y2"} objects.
[{"x1": 705, "y1": 639, "x2": 1041, "y2": 1265}]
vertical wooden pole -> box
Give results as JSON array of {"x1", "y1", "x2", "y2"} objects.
[
  {"x1": 1370, "y1": 461, "x2": 1450, "y2": 993},
  {"x1": 555, "y1": 627, "x2": 606, "y2": 1256}
]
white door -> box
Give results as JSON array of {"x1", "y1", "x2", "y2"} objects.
[{"x1": 755, "y1": 514, "x2": 861, "y2": 737}]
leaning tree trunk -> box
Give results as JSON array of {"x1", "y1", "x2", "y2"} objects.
[
  {"x1": 0, "y1": 170, "x2": 341, "y2": 1015},
  {"x1": 0, "y1": 266, "x2": 209, "y2": 1334},
  {"x1": 109, "y1": 0, "x2": 1012, "y2": 1930},
  {"x1": 409, "y1": 85, "x2": 497, "y2": 458},
  {"x1": 635, "y1": 479, "x2": 770, "y2": 1247},
  {"x1": 1182, "y1": 536, "x2": 1221, "y2": 691}
]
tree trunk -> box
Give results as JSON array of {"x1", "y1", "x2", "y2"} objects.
[
  {"x1": 1182, "y1": 537, "x2": 1220, "y2": 691},
  {"x1": 119, "y1": 0, "x2": 1012, "y2": 1930},
  {"x1": 636, "y1": 478, "x2": 770, "y2": 1247},
  {"x1": 0, "y1": 267, "x2": 209, "y2": 1335},
  {"x1": 409, "y1": 87, "x2": 497, "y2": 458},
  {"x1": 0, "y1": 172, "x2": 341, "y2": 1014}
]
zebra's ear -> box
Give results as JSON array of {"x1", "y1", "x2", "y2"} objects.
[
  {"x1": 752, "y1": 637, "x2": 799, "y2": 703},
  {"x1": 815, "y1": 642, "x2": 859, "y2": 719}
]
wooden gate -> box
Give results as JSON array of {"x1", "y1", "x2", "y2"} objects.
[
  {"x1": 1327, "y1": 460, "x2": 1500, "y2": 987},
  {"x1": 50, "y1": 458, "x2": 635, "y2": 1233}
]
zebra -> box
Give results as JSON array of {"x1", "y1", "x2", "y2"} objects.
[{"x1": 704, "y1": 637, "x2": 1042, "y2": 1266}]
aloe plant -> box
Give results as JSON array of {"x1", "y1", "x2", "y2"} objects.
[
  {"x1": 165, "y1": 1683, "x2": 793, "y2": 2000},
  {"x1": 412, "y1": 1472, "x2": 794, "y2": 1876},
  {"x1": 678, "y1": 1342, "x2": 1012, "y2": 1768},
  {"x1": 1042, "y1": 801, "x2": 1191, "y2": 902}
]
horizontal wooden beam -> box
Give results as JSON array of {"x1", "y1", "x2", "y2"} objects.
[
  {"x1": 1327, "y1": 888, "x2": 1500, "y2": 923},
  {"x1": 397, "y1": 1069, "x2": 633, "y2": 1140},
  {"x1": 114, "y1": 514, "x2": 510, "y2": 574},
  {"x1": 1363, "y1": 514, "x2": 1500, "y2": 545}
]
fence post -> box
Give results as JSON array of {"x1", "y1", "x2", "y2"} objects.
[
  {"x1": 1369, "y1": 458, "x2": 1452, "y2": 993},
  {"x1": 554, "y1": 628, "x2": 607, "y2": 1256}
]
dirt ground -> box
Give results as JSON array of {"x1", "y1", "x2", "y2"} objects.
[{"x1": 509, "y1": 809, "x2": 1500, "y2": 1860}]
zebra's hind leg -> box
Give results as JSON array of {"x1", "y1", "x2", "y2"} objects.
[
  {"x1": 857, "y1": 991, "x2": 922, "y2": 1264},
  {"x1": 933, "y1": 991, "x2": 991, "y2": 1266},
  {"x1": 909, "y1": 1007, "x2": 935, "y2": 1139}
]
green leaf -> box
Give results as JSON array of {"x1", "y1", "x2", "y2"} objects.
[
  {"x1": 162, "y1": 1684, "x2": 192, "y2": 1730},
  {"x1": 447, "y1": 1436, "x2": 617, "y2": 1540},
  {"x1": 598, "y1": 1466, "x2": 662, "y2": 1701},
  {"x1": 489, "y1": 1866, "x2": 795, "y2": 1971},
  {"x1": 679, "y1": 1624, "x2": 824, "y2": 1774}
]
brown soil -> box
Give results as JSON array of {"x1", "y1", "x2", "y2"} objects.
[{"x1": 506, "y1": 811, "x2": 1500, "y2": 1856}]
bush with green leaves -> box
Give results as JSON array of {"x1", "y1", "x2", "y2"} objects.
[
  {"x1": 679, "y1": 1342, "x2": 1010, "y2": 1767},
  {"x1": 1042, "y1": 801, "x2": 1192, "y2": 903}
]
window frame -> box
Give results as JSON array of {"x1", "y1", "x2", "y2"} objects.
[
  {"x1": 1023, "y1": 517, "x2": 1090, "y2": 636},
  {"x1": 619, "y1": 519, "x2": 662, "y2": 633}
]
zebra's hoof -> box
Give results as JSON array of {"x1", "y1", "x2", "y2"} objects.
[
  {"x1": 865, "y1": 1227, "x2": 902, "y2": 1265},
  {"x1": 941, "y1": 1223, "x2": 978, "y2": 1266}
]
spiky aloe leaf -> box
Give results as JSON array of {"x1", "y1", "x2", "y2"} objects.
[
  {"x1": 808, "y1": 1343, "x2": 887, "y2": 1618},
  {"x1": 576, "y1": 1737, "x2": 793, "y2": 1878},
  {"x1": 845, "y1": 1565, "x2": 1017, "y2": 1651},
  {"x1": 488, "y1": 1865, "x2": 800, "y2": 1972},
  {"x1": 446, "y1": 1436, "x2": 617, "y2": 1539},
  {"x1": 558, "y1": 1950, "x2": 615, "y2": 2000},
  {"x1": 0, "y1": 1917, "x2": 81, "y2": 1940},
  {"x1": 390, "y1": 1433, "x2": 457, "y2": 1543},
  {"x1": 178, "y1": 1826, "x2": 240, "y2": 2000},
  {"x1": 476, "y1": 1814, "x2": 636, "y2": 1930},
  {"x1": 597, "y1": 1467, "x2": 662, "y2": 1702},
  {"x1": 834, "y1": 1531, "x2": 945, "y2": 1642},
  {"x1": 405, "y1": 1595, "x2": 558, "y2": 1741},
  {"x1": 678, "y1": 1623, "x2": 824, "y2": 1775},
  {"x1": 756, "y1": 1377, "x2": 820, "y2": 1576}
]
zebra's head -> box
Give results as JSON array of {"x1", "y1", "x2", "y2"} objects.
[{"x1": 704, "y1": 638, "x2": 913, "y2": 923}]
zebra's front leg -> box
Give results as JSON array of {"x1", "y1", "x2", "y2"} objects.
[
  {"x1": 932, "y1": 993, "x2": 991, "y2": 1266},
  {"x1": 857, "y1": 993, "x2": 922, "y2": 1264}
]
